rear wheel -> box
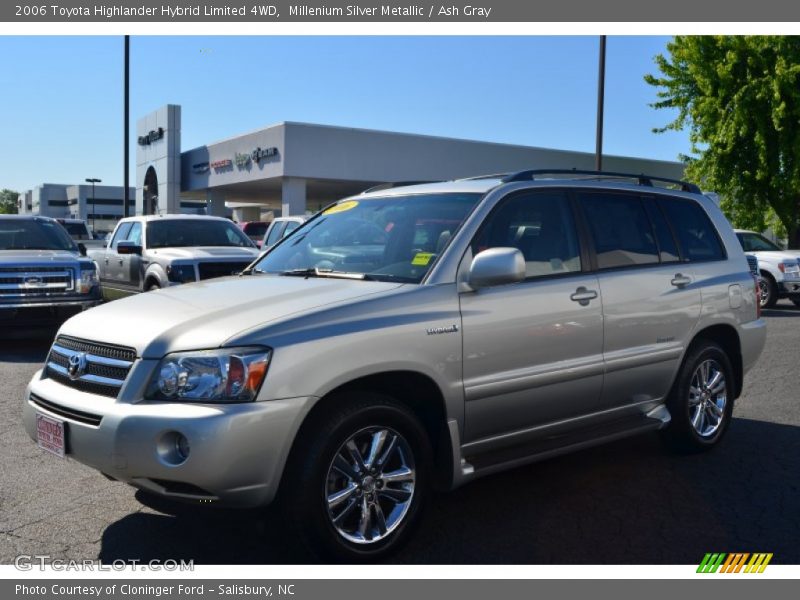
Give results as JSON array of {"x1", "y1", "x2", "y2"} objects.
[
  {"x1": 281, "y1": 392, "x2": 431, "y2": 561},
  {"x1": 662, "y1": 341, "x2": 734, "y2": 453}
]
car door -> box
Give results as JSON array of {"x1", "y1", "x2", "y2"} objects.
[
  {"x1": 576, "y1": 191, "x2": 702, "y2": 412},
  {"x1": 100, "y1": 221, "x2": 132, "y2": 299},
  {"x1": 118, "y1": 221, "x2": 143, "y2": 292},
  {"x1": 460, "y1": 189, "x2": 605, "y2": 444}
]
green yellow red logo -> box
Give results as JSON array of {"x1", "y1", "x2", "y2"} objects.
[{"x1": 697, "y1": 553, "x2": 773, "y2": 573}]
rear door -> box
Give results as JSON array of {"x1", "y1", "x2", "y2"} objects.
[
  {"x1": 576, "y1": 190, "x2": 702, "y2": 412},
  {"x1": 460, "y1": 189, "x2": 605, "y2": 444}
]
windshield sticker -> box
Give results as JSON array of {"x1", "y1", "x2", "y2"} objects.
[
  {"x1": 324, "y1": 200, "x2": 359, "y2": 215},
  {"x1": 412, "y1": 252, "x2": 435, "y2": 266}
]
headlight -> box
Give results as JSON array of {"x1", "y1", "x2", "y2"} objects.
[
  {"x1": 167, "y1": 263, "x2": 197, "y2": 283},
  {"x1": 78, "y1": 265, "x2": 98, "y2": 293},
  {"x1": 146, "y1": 347, "x2": 271, "y2": 403}
]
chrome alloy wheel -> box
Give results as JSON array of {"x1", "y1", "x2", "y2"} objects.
[
  {"x1": 688, "y1": 359, "x2": 727, "y2": 438},
  {"x1": 325, "y1": 427, "x2": 416, "y2": 545},
  {"x1": 758, "y1": 278, "x2": 770, "y2": 307}
]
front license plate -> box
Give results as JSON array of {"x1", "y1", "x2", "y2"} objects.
[{"x1": 36, "y1": 413, "x2": 65, "y2": 458}]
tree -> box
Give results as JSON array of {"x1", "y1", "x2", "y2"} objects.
[
  {"x1": 0, "y1": 189, "x2": 19, "y2": 214},
  {"x1": 645, "y1": 36, "x2": 800, "y2": 247}
]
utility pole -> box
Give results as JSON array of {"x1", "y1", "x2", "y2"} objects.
[
  {"x1": 124, "y1": 35, "x2": 130, "y2": 217},
  {"x1": 595, "y1": 35, "x2": 606, "y2": 172}
]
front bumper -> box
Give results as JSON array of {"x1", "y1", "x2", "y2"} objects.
[
  {"x1": 23, "y1": 372, "x2": 312, "y2": 508},
  {"x1": 1, "y1": 294, "x2": 101, "y2": 326},
  {"x1": 778, "y1": 279, "x2": 800, "y2": 297}
]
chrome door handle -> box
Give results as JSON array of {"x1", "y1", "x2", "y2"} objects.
[
  {"x1": 118, "y1": 258, "x2": 124, "y2": 265},
  {"x1": 570, "y1": 287, "x2": 598, "y2": 306},
  {"x1": 671, "y1": 273, "x2": 692, "y2": 288},
  {"x1": 104, "y1": 258, "x2": 109, "y2": 264}
]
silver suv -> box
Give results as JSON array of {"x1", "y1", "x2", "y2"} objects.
[{"x1": 23, "y1": 170, "x2": 766, "y2": 560}]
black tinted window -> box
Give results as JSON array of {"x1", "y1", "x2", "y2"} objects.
[
  {"x1": 737, "y1": 232, "x2": 782, "y2": 252},
  {"x1": 473, "y1": 191, "x2": 582, "y2": 278},
  {"x1": 0, "y1": 219, "x2": 76, "y2": 251},
  {"x1": 146, "y1": 219, "x2": 254, "y2": 249},
  {"x1": 643, "y1": 199, "x2": 680, "y2": 263},
  {"x1": 579, "y1": 193, "x2": 659, "y2": 269},
  {"x1": 659, "y1": 198, "x2": 725, "y2": 262}
]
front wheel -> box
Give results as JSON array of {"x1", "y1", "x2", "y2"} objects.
[
  {"x1": 281, "y1": 392, "x2": 431, "y2": 561},
  {"x1": 759, "y1": 275, "x2": 777, "y2": 308},
  {"x1": 661, "y1": 342, "x2": 734, "y2": 453}
]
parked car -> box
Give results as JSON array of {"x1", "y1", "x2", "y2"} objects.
[
  {"x1": 239, "y1": 221, "x2": 270, "y2": 248},
  {"x1": 87, "y1": 215, "x2": 260, "y2": 300},
  {"x1": 1, "y1": 215, "x2": 101, "y2": 329},
  {"x1": 56, "y1": 218, "x2": 107, "y2": 250},
  {"x1": 735, "y1": 229, "x2": 800, "y2": 308},
  {"x1": 263, "y1": 216, "x2": 306, "y2": 249},
  {"x1": 24, "y1": 171, "x2": 765, "y2": 560}
]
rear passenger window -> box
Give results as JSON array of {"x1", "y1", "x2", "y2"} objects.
[
  {"x1": 659, "y1": 197, "x2": 725, "y2": 262},
  {"x1": 578, "y1": 192, "x2": 659, "y2": 269},
  {"x1": 473, "y1": 191, "x2": 582, "y2": 279}
]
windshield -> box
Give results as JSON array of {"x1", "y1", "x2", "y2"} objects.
[
  {"x1": 147, "y1": 219, "x2": 255, "y2": 249},
  {"x1": 253, "y1": 193, "x2": 482, "y2": 283},
  {"x1": 0, "y1": 219, "x2": 77, "y2": 251},
  {"x1": 737, "y1": 232, "x2": 783, "y2": 252}
]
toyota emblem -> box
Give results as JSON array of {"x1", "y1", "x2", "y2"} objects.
[{"x1": 67, "y1": 353, "x2": 87, "y2": 380}]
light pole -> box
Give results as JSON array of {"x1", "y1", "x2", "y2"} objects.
[
  {"x1": 85, "y1": 178, "x2": 101, "y2": 234},
  {"x1": 595, "y1": 35, "x2": 607, "y2": 172}
]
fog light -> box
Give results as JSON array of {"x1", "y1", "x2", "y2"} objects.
[{"x1": 156, "y1": 431, "x2": 191, "y2": 465}]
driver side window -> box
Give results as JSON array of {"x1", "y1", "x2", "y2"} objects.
[
  {"x1": 473, "y1": 191, "x2": 582, "y2": 279},
  {"x1": 110, "y1": 222, "x2": 133, "y2": 250}
]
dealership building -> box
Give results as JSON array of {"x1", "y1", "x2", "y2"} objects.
[
  {"x1": 139, "y1": 104, "x2": 687, "y2": 222},
  {"x1": 21, "y1": 103, "x2": 687, "y2": 228}
]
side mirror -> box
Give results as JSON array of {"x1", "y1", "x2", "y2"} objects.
[
  {"x1": 117, "y1": 241, "x2": 142, "y2": 256},
  {"x1": 467, "y1": 247, "x2": 526, "y2": 289},
  {"x1": 77, "y1": 243, "x2": 87, "y2": 257}
]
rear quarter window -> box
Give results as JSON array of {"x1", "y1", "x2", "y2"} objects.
[{"x1": 658, "y1": 197, "x2": 726, "y2": 262}]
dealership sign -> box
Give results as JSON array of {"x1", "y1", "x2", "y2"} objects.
[
  {"x1": 192, "y1": 162, "x2": 209, "y2": 173},
  {"x1": 138, "y1": 127, "x2": 164, "y2": 146},
  {"x1": 234, "y1": 152, "x2": 251, "y2": 167},
  {"x1": 210, "y1": 159, "x2": 232, "y2": 169},
  {"x1": 252, "y1": 146, "x2": 278, "y2": 162}
]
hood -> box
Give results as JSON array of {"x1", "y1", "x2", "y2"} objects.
[
  {"x1": 149, "y1": 246, "x2": 260, "y2": 260},
  {"x1": 59, "y1": 275, "x2": 403, "y2": 358},
  {"x1": 0, "y1": 249, "x2": 80, "y2": 265},
  {"x1": 748, "y1": 250, "x2": 800, "y2": 263}
]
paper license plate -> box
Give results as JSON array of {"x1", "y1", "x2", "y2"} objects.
[{"x1": 36, "y1": 413, "x2": 65, "y2": 458}]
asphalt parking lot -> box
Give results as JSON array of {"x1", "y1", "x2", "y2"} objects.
[{"x1": 1, "y1": 307, "x2": 798, "y2": 565}]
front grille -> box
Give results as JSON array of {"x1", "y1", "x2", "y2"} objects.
[
  {"x1": 197, "y1": 261, "x2": 252, "y2": 281},
  {"x1": 746, "y1": 255, "x2": 759, "y2": 276},
  {"x1": 0, "y1": 266, "x2": 74, "y2": 297},
  {"x1": 44, "y1": 335, "x2": 137, "y2": 398},
  {"x1": 29, "y1": 393, "x2": 102, "y2": 426}
]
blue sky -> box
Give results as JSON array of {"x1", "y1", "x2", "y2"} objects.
[{"x1": 0, "y1": 36, "x2": 688, "y2": 192}]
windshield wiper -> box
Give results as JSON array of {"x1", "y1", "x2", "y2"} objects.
[{"x1": 279, "y1": 268, "x2": 372, "y2": 280}]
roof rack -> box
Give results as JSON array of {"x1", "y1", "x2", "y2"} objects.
[
  {"x1": 360, "y1": 181, "x2": 439, "y2": 194},
  {"x1": 501, "y1": 169, "x2": 701, "y2": 194}
]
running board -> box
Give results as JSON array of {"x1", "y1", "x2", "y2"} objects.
[{"x1": 459, "y1": 411, "x2": 670, "y2": 483}]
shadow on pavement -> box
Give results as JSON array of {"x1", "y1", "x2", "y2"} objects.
[
  {"x1": 761, "y1": 306, "x2": 800, "y2": 318},
  {"x1": 0, "y1": 332, "x2": 54, "y2": 363},
  {"x1": 98, "y1": 417, "x2": 800, "y2": 565}
]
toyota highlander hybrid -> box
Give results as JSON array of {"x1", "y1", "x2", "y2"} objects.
[{"x1": 23, "y1": 170, "x2": 766, "y2": 560}]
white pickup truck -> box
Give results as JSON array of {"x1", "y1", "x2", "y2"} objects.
[
  {"x1": 735, "y1": 229, "x2": 800, "y2": 308},
  {"x1": 88, "y1": 215, "x2": 261, "y2": 300}
]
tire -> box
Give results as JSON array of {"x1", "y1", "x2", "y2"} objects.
[
  {"x1": 792, "y1": 299, "x2": 800, "y2": 308},
  {"x1": 146, "y1": 281, "x2": 161, "y2": 292},
  {"x1": 281, "y1": 392, "x2": 432, "y2": 562},
  {"x1": 759, "y1": 274, "x2": 777, "y2": 309},
  {"x1": 661, "y1": 341, "x2": 735, "y2": 453}
]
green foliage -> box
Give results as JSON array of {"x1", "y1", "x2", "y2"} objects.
[
  {"x1": 646, "y1": 36, "x2": 800, "y2": 247},
  {"x1": 0, "y1": 189, "x2": 19, "y2": 214}
]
